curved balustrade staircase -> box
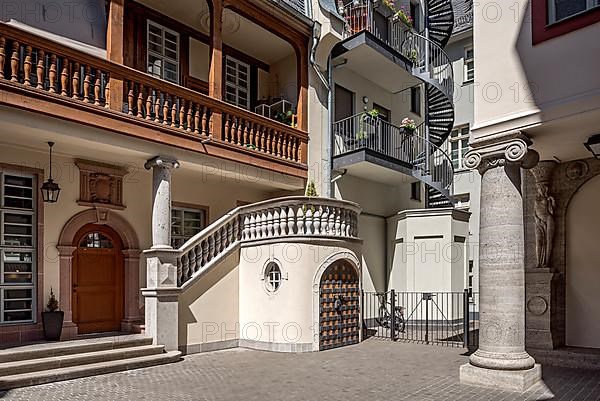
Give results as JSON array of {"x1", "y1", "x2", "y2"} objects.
[{"x1": 427, "y1": 0, "x2": 455, "y2": 48}]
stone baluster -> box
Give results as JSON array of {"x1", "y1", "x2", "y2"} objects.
[
  {"x1": 187, "y1": 248, "x2": 195, "y2": 282},
  {"x1": 48, "y1": 54, "x2": 57, "y2": 93},
  {"x1": 243, "y1": 215, "x2": 250, "y2": 240},
  {"x1": 313, "y1": 206, "x2": 321, "y2": 235},
  {"x1": 194, "y1": 244, "x2": 203, "y2": 274},
  {"x1": 23, "y1": 45, "x2": 32, "y2": 86},
  {"x1": 71, "y1": 62, "x2": 80, "y2": 99},
  {"x1": 287, "y1": 206, "x2": 295, "y2": 235},
  {"x1": 328, "y1": 207, "x2": 336, "y2": 235},
  {"x1": 305, "y1": 207, "x2": 314, "y2": 235},
  {"x1": 35, "y1": 49, "x2": 44, "y2": 89},
  {"x1": 340, "y1": 209, "x2": 347, "y2": 236},
  {"x1": 335, "y1": 208, "x2": 342, "y2": 236},
  {"x1": 214, "y1": 227, "x2": 222, "y2": 254},
  {"x1": 272, "y1": 208, "x2": 280, "y2": 236},
  {"x1": 226, "y1": 220, "x2": 234, "y2": 245},
  {"x1": 93, "y1": 69, "x2": 101, "y2": 104},
  {"x1": 60, "y1": 59, "x2": 69, "y2": 96},
  {"x1": 177, "y1": 256, "x2": 185, "y2": 286},
  {"x1": 249, "y1": 213, "x2": 257, "y2": 240},
  {"x1": 208, "y1": 235, "x2": 215, "y2": 261},
  {"x1": 201, "y1": 240, "x2": 209, "y2": 266},
  {"x1": 279, "y1": 207, "x2": 287, "y2": 235},
  {"x1": 267, "y1": 209, "x2": 274, "y2": 238},
  {"x1": 10, "y1": 41, "x2": 19, "y2": 82},
  {"x1": 296, "y1": 206, "x2": 305, "y2": 235}
]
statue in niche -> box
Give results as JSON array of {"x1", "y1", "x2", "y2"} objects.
[{"x1": 534, "y1": 183, "x2": 555, "y2": 268}]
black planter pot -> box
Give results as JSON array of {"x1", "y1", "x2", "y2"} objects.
[
  {"x1": 42, "y1": 311, "x2": 64, "y2": 341},
  {"x1": 400, "y1": 127, "x2": 415, "y2": 136}
]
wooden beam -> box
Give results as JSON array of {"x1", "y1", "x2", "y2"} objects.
[
  {"x1": 107, "y1": 0, "x2": 125, "y2": 64},
  {"x1": 209, "y1": 0, "x2": 224, "y2": 100},
  {"x1": 296, "y1": 42, "x2": 309, "y2": 132}
]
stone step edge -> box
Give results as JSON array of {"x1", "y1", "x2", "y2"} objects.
[
  {"x1": 0, "y1": 344, "x2": 166, "y2": 377},
  {"x1": 0, "y1": 335, "x2": 154, "y2": 363},
  {"x1": 0, "y1": 350, "x2": 182, "y2": 390}
]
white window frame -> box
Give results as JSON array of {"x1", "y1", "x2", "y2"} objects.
[
  {"x1": 448, "y1": 125, "x2": 470, "y2": 171},
  {"x1": 146, "y1": 20, "x2": 180, "y2": 84},
  {"x1": 225, "y1": 56, "x2": 251, "y2": 110},
  {"x1": 263, "y1": 261, "x2": 284, "y2": 293},
  {"x1": 171, "y1": 205, "x2": 207, "y2": 248},
  {"x1": 548, "y1": 0, "x2": 600, "y2": 24},
  {"x1": 463, "y1": 45, "x2": 474, "y2": 84},
  {"x1": 0, "y1": 171, "x2": 36, "y2": 325}
]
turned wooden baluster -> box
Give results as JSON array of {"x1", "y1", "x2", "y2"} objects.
[
  {"x1": 231, "y1": 117, "x2": 239, "y2": 144},
  {"x1": 127, "y1": 81, "x2": 134, "y2": 115},
  {"x1": 193, "y1": 105, "x2": 200, "y2": 135},
  {"x1": 104, "y1": 78, "x2": 110, "y2": 108},
  {"x1": 48, "y1": 54, "x2": 58, "y2": 92},
  {"x1": 163, "y1": 95, "x2": 170, "y2": 125},
  {"x1": 136, "y1": 84, "x2": 144, "y2": 117},
  {"x1": 0, "y1": 37, "x2": 5, "y2": 79},
  {"x1": 82, "y1": 65, "x2": 91, "y2": 101},
  {"x1": 201, "y1": 106, "x2": 209, "y2": 136},
  {"x1": 154, "y1": 91, "x2": 161, "y2": 122},
  {"x1": 94, "y1": 69, "x2": 102, "y2": 104},
  {"x1": 145, "y1": 88, "x2": 153, "y2": 119},
  {"x1": 23, "y1": 46, "x2": 32, "y2": 86},
  {"x1": 10, "y1": 41, "x2": 19, "y2": 82},
  {"x1": 36, "y1": 49, "x2": 45, "y2": 89},
  {"x1": 60, "y1": 58, "x2": 69, "y2": 96},
  {"x1": 71, "y1": 62, "x2": 80, "y2": 99},
  {"x1": 223, "y1": 113, "x2": 231, "y2": 141},
  {"x1": 179, "y1": 99, "x2": 186, "y2": 130},
  {"x1": 277, "y1": 133, "x2": 283, "y2": 157},
  {"x1": 171, "y1": 97, "x2": 178, "y2": 128},
  {"x1": 248, "y1": 122, "x2": 255, "y2": 148},
  {"x1": 260, "y1": 127, "x2": 266, "y2": 152},
  {"x1": 186, "y1": 102, "x2": 192, "y2": 132}
]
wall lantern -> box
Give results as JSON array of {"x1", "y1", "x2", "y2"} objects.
[
  {"x1": 40, "y1": 141, "x2": 61, "y2": 203},
  {"x1": 584, "y1": 134, "x2": 600, "y2": 159}
]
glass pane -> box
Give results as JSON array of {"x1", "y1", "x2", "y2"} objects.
[
  {"x1": 554, "y1": 0, "x2": 586, "y2": 20},
  {"x1": 5, "y1": 299, "x2": 32, "y2": 310},
  {"x1": 5, "y1": 288, "x2": 32, "y2": 299},
  {"x1": 165, "y1": 31, "x2": 178, "y2": 44},
  {"x1": 4, "y1": 175, "x2": 32, "y2": 188},
  {"x1": 4, "y1": 310, "x2": 32, "y2": 322},
  {"x1": 465, "y1": 49, "x2": 473, "y2": 60},
  {"x1": 149, "y1": 24, "x2": 162, "y2": 36},
  {"x1": 79, "y1": 232, "x2": 113, "y2": 248},
  {"x1": 4, "y1": 197, "x2": 33, "y2": 209}
]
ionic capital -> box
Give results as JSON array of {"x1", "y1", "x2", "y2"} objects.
[
  {"x1": 463, "y1": 132, "x2": 539, "y2": 174},
  {"x1": 144, "y1": 156, "x2": 181, "y2": 170}
]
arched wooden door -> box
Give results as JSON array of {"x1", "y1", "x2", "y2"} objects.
[
  {"x1": 319, "y1": 260, "x2": 360, "y2": 350},
  {"x1": 73, "y1": 224, "x2": 124, "y2": 334}
]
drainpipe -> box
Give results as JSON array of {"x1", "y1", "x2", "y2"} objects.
[{"x1": 310, "y1": 21, "x2": 334, "y2": 198}]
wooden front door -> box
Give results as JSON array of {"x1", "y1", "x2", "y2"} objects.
[
  {"x1": 319, "y1": 261, "x2": 360, "y2": 351},
  {"x1": 73, "y1": 224, "x2": 124, "y2": 334}
]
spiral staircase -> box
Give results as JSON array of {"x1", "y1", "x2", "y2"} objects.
[{"x1": 336, "y1": 0, "x2": 456, "y2": 206}]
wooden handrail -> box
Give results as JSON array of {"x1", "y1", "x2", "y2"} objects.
[{"x1": 0, "y1": 22, "x2": 308, "y2": 164}]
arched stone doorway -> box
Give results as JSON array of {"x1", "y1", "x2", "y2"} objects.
[
  {"x1": 566, "y1": 174, "x2": 600, "y2": 348},
  {"x1": 317, "y1": 257, "x2": 361, "y2": 351},
  {"x1": 58, "y1": 209, "x2": 141, "y2": 339}
]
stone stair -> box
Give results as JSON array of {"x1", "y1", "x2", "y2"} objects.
[{"x1": 0, "y1": 334, "x2": 181, "y2": 390}]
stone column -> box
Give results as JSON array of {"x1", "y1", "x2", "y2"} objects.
[
  {"x1": 526, "y1": 161, "x2": 561, "y2": 350},
  {"x1": 460, "y1": 133, "x2": 542, "y2": 392},
  {"x1": 58, "y1": 245, "x2": 78, "y2": 340},
  {"x1": 145, "y1": 156, "x2": 180, "y2": 249},
  {"x1": 142, "y1": 156, "x2": 181, "y2": 351}
]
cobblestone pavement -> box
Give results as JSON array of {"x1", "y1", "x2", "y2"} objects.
[{"x1": 2, "y1": 339, "x2": 599, "y2": 401}]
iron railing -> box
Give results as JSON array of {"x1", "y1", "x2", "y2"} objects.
[
  {"x1": 340, "y1": 0, "x2": 413, "y2": 54},
  {"x1": 400, "y1": 31, "x2": 454, "y2": 101},
  {"x1": 333, "y1": 115, "x2": 454, "y2": 191},
  {"x1": 363, "y1": 289, "x2": 479, "y2": 349}
]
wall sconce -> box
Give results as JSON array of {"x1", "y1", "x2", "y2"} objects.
[
  {"x1": 40, "y1": 141, "x2": 61, "y2": 203},
  {"x1": 584, "y1": 134, "x2": 600, "y2": 159}
]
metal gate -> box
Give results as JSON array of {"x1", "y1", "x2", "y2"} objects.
[
  {"x1": 319, "y1": 261, "x2": 360, "y2": 351},
  {"x1": 362, "y1": 290, "x2": 480, "y2": 350}
]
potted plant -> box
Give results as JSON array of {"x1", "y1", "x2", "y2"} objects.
[
  {"x1": 357, "y1": 108, "x2": 380, "y2": 145},
  {"x1": 393, "y1": 8, "x2": 413, "y2": 28},
  {"x1": 400, "y1": 117, "x2": 416, "y2": 135},
  {"x1": 42, "y1": 288, "x2": 64, "y2": 341},
  {"x1": 407, "y1": 49, "x2": 419, "y2": 65}
]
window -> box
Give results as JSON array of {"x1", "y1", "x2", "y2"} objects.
[
  {"x1": 1, "y1": 173, "x2": 36, "y2": 324},
  {"x1": 410, "y1": 86, "x2": 421, "y2": 116},
  {"x1": 548, "y1": 0, "x2": 599, "y2": 23},
  {"x1": 147, "y1": 20, "x2": 179, "y2": 84},
  {"x1": 264, "y1": 262, "x2": 282, "y2": 292},
  {"x1": 448, "y1": 125, "x2": 470, "y2": 170},
  {"x1": 171, "y1": 205, "x2": 208, "y2": 248},
  {"x1": 410, "y1": 2, "x2": 422, "y2": 32},
  {"x1": 464, "y1": 46, "x2": 474, "y2": 83},
  {"x1": 373, "y1": 103, "x2": 390, "y2": 122},
  {"x1": 225, "y1": 56, "x2": 251, "y2": 110},
  {"x1": 79, "y1": 232, "x2": 114, "y2": 249},
  {"x1": 410, "y1": 181, "x2": 421, "y2": 201}
]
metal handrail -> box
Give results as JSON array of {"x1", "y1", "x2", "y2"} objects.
[
  {"x1": 333, "y1": 115, "x2": 453, "y2": 191},
  {"x1": 401, "y1": 31, "x2": 454, "y2": 101}
]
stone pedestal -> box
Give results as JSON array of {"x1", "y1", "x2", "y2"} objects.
[
  {"x1": 460, "y1": 133, "x2": 542, "y2": 391},
  {"x1": 525, "y1": 268, "x2": 562, "y2": 349}
]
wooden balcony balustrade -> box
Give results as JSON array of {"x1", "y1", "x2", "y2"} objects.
[{"x1": 0, "y1": 23, "x2": 308, "y2": 169}]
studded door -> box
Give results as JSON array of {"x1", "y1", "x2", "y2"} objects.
[{"x1": 319, "y1": 261, "x2": 360, "y2": 350}]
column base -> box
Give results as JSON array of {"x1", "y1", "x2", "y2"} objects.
[{"x1": 459, "y1": 363, "x2": 542, "y2": 392}]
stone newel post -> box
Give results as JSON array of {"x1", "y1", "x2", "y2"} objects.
[
  {"x1": 459, "y1": 133, "x2": 543, "y2": 392},
  {"x1": 142, "y1": 156, "x2": 181, "y2": 351}
]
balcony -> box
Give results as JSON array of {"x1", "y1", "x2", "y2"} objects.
[
  {"x1": 333, "y1": 113, "x2": 453, "y2": 198},
  {"x1": 0, "y1": 4, "x2": 310, "y2": 178}
]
